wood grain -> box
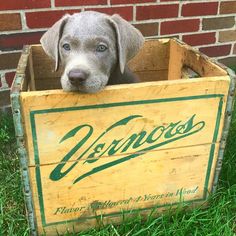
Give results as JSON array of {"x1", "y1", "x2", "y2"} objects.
[{"x1": 30, "y1": 143, "x2": 219, "y2": 235}]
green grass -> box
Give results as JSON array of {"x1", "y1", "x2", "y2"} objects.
[
  {"x1": 0, "y1": 101, "x2": 236, "y2": 236},
  {"x1": 0, "y1": 114, "x2": 29, "y2": 235}
]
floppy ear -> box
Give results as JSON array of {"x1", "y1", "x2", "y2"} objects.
[
  {"x1": 109, "y1": 14, "x2": 144, "y2": 74},
  {"x1": 40, "y1": 15, "x2": 70, "y2": 71}
]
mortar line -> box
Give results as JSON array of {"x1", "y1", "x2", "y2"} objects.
[
  {"x1": 1, "y1": 1, "x2": 235, "y2": 13},
  {"x1": 133, "y1": 4, "x2": 136, "y2": 22},
  {"x1": 20, "y1": 11, "x2": 28, "y2": 30},
  {"x1": 51, "y1": 0, "x2": 55, "y2": 8}
]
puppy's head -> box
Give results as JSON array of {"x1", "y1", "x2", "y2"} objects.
[{"x1": 40, "y1": 11, "x2": 144, "y2": 93}]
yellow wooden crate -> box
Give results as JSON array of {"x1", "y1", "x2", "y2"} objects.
[{"x1": 11, "y1": 39, "x2": 235, "y2": 235}]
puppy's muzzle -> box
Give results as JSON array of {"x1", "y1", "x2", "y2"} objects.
[{"x1": 68, "y1": 69, "x2": 89, "y2": 86}]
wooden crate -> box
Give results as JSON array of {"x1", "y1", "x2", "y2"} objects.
[{"x1": 11, "y1": 39, "x2": 235, "y2": 235}]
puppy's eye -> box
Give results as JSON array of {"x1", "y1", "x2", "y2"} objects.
[
  {"x1": 96, "y1": 44, "x2": 107, "y2": 52},
  {"x1": 62, "y1": 43, "x2": 71, "y2": 51}
]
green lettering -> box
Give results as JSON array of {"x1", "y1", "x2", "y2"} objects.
[{"x1": 50, "y1": 124, "x2": 93, "y2": 181}]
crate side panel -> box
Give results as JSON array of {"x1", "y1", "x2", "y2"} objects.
[
  {"x1": 29, "y1": 143, "x2": 219, "y2": 235},
  {"x1": 168, "y1": 39, "x2": 227, "y2": 80},
  {"x1": 128, "y1": 40, "x2": 170, "y2": 72},
  {"x1": 20, "y1": 77, "x2": 230, "y2": 235}
]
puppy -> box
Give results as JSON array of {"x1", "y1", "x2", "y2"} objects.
[{"x1": 40, "y1": 11, "x2": 144, "y2": 93}]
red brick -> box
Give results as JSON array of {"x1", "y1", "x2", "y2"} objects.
[
  {"x1": 161, "y1": 19, "x2": 200, "y2": 35},
  {"x1": 55, "y1": 0, "x2": 106, "y2": 7},
  {"x1": 202, "y1": 17, "x2": 235, "y2": 30},
  {"x1": 87, "y1": 7, "x2": 133, "y2": 21},
  {"x1": 0, "y1": 14, "x2": 21, "y2": 31},
  {"x1": 134, "y1": 23, "x2": 158, "y2": 37},
  {"x1": 218, "y1": 57, "x2": 236, "y2": 68},
  {"x1": 219, "y1": 30, "x2": 236, "y2": 43},
  {"x1": 182, "y1": 33, "x2": 216, "y2": 46},
  {"x1": 111, "y1": 0, "x2": 155, "y2": 4},
  {"x1": 0, "y1": 0, "x2": 50, "y2": 10},
  {"x1": 199, "y1": 45, "x2": 231, "y2": 57},
  {"x1": 0, "y1": 52, "x2": 21, "y2": 70},
  {"x1": 0, "y1": 89, "x2": 10, "y2": 107},
  {"x1": 137, "y1": 4, "x2": 178, "y2": 20},
  {"x1": 0, "y1": 32, "x2": 44, "y2": 51},
  {"x1": 5, "y1": 72, "x2": 15, "y2": 87},
  {"x1": 220, "y1": 1, "x2": 236, "y2": 14},
  {"x1": 26, "y1": 10, "x2": 80, "y2": 29},
  {"x1": 182, "y1": 2, "x2": 218, "y2": 16}
]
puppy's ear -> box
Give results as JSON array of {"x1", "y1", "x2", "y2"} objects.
[
  {"x1": 40, "y1": 15, "x2": 70, "y2": 71},
  {"x1": 109, "y1": 14, "x2": 144, "y2": 74}
]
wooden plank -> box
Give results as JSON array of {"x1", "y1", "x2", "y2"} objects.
[
  {"x1": 168, "y1": 39, "x2": 228, "y2": 80},
  {"x1": 31, "y1": 45, "x2": 63, "y2": 80},
  {"x1": 34, "y1": 70, "x2": 168, "y2": 90},
  {"x1": 16, "y1": 46, "x2": 30, "y2": 75},
  {"x1": 128, "y1": 39, "x2": 170, "y2": 72},
  {"x1": 11, "y1": 46, "x2": 30, "y2": 93},
  {"x1": 28, "y1": 48, "x2": 36, "y2": 91},
  {"x1": 136, "y1": 70, "x2": 168, "y2": 82},
  {"x1": 29, "y1": 143, "x2": 219, "y2": 235},
  {"x1": 28, "y1": 47, "x2": 36, "y2": 91},
  {"x1": 168, "y1": 40, "x2": 183, "y2": 80},
  {"x1": 34, "y1": 77, "x2": 61, "y2": 90},
  {"x1": 22, "y1": 61, "x2": 29, "y2": 92}
]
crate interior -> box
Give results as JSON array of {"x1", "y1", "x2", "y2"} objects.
[{"x1": 22, "y1": 39, "x2": 227, "y2": 91}]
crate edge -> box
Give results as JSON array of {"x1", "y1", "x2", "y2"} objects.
[
  {"x1": 212, "y1": 66, "x2": 236, "y2": 194},
  {"x1": 173, "y1": 37, "x2": 236, "y2": 193},
  {"x1": 10, "y1": 45, "x2": 38, "y2": 236}
]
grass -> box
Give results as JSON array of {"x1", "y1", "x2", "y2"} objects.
[
  {"x1": 0, "y1": 114, "x2": 29, "y2": 235},
  {"x1": 0, "y1": 100, "x2": 236, "y2": 236}
]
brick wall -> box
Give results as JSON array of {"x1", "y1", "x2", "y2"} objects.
[{"x1": 1, "y1": 0, "x2": 236, "y2": 111}]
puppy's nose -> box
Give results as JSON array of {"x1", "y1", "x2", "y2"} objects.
[{"x1": 68, "y1": 69, "x2": 89, "y2": 85}]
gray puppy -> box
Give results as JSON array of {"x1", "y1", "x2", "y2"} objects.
[{"x1": 40, "y1": 11, "x2": 144, "y2": 93}]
